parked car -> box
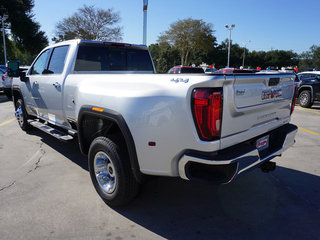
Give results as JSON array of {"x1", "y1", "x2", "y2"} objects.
[
  {"x1": 168, "y1": 66, "x2": 204, "y2": 74},
  {"x1": 0, "y1": 68, "x2": 5, "y2": 91},
  {"x1": 213, "y1": 68, "x2": 257, "y2": 74},
  {"x1": 2, "y1": 72, "x2": 12, "y2": 99},
  {"x1": 256, "y1": 70, "x2": 280, "y2": 74},
  {"x1": 204, "y1": 67, "x2": 217, "y2": 74},
  {"x1": 0, "y1": 65, "x2": 6, "y2": 72},
  {"x1": 296, "y1": 71, "x2": 320, "y2": 108},
  {"x1": 3, "y1": 65, "x2": 29, "y2": 99}
]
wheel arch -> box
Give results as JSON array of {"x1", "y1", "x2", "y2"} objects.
[
  {"x1": 77, "y1": 106, "x2": 143, "y2": 183},
  {"x1": 12, "y1": 88, "x2": 24, "y2": 107}
]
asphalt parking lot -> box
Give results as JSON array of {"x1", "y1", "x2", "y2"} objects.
[{"x1": 0, "y1": 92, "x2": 320, "y2": 240}]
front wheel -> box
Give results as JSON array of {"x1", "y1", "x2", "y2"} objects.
[
  {"x1": 299, "y1": 90, "x2": 313, "y2": 108},
  {"x1": 15, "y1": 99, "x2": 31, "y2": 131},
  {"x1": 88, "y1": 136, "x2": 140, "y2": 207}
]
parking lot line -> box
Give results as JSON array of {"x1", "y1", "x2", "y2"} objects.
[
  {"x1": 298, "y1": 126, "x2": 320, "y2": 136},
  {"x1": 295, "y1": 106, "x2": 320, "y2": 115},
  {"x1": 0, "y1": 102, "x2": 12, "y2": 105},
  {"x1": 0, "y1": 118, "x2": 16, "y2": 127}
]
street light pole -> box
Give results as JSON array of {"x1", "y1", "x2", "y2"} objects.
[
  {"x1": 1, "y1": 13, "x2": 8, "y2": 65},
  {"x1": 225, "y1": 24, "x2": 235, "y2": 68},
  {"x1": 143, "y1": 0, "x2": 148, "y2": 45},
  {"x1": 241, "y1": 40, "x2": 250, "y2": 67}
]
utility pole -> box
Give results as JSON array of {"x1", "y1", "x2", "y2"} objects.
[
  {"x1": 225, "y1": 24, "x2": 235, "y2": 68},
  {"x1": 241, "y1": 40, "x2": 251, "y2": 68},
  {"x1": 1, "y1": 12, "x2": 8, "y2": 65},
  {"x1": 143, "y1": 0, "x2": 148, "y2": 45}
]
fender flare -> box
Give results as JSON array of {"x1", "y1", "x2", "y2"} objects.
[
  {"x1": 12, "y1": 87, "x2": 24, "y2": 106},
  {"x1": 77, "y1": 105, "x2": 143, "y2": 183}
]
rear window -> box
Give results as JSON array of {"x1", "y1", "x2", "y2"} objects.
[
  {"x1": 74, "y1": 45, "x2": 154, "y2": 72},
  {"x1": 180, "y1": 68, "x2": 204, "y2": 73}
]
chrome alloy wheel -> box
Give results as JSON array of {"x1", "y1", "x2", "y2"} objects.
[
  {"x1": 299, "y1": 93, "x2": 308, "y2": 106},
  {"x1": 15, "y1": 106, "x2": 24, "y2": 127},
  {"x1": 94, "y1": 151, "x2": 117, "y2": 194}
]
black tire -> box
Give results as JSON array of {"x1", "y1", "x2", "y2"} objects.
[
  {"x1": 15, "y1": 99, "x2": 31, "y2": 131},
  {"x1": 88, "y1": 136, "x2": 140, "y2": 207},
  {"x1": 299, "y1": 90, "x2": 313, "y2": 108}
]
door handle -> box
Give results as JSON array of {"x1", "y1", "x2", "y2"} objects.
[{"x1": 53, "y1": 82, "x2": 61, "y2": 88}]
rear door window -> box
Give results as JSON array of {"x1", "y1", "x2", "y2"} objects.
[
  {"x1": 304, "y1": 74, "x2": 314, "y2": 80},
  {"x1": 309, "y1": 74, "x2": 317, "y2": 80},
  {"x1": 47, "y1": 45, "x2": 70, "y2": 74}
]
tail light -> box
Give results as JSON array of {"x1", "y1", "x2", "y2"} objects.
[
  {"x1": 192, "y1": 88, "x2": 223, "y2": 141},
  {"x1": 290, "y1": 85, "x2": 297, "y2": 115},
  {"x1": 2, "y1": 74, "x2": 6, "y2": 81}
]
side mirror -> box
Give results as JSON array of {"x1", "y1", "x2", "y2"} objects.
[
  {"x1": 20, "y1": 71, "x2": 29, "y2": 82},
  {"x1": 7, "y1": 60, "x2": 20, "y2": 77}
]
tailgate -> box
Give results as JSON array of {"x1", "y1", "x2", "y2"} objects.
[{"x1": 221, "y1": 73, "x2": 295, "y2": 138}]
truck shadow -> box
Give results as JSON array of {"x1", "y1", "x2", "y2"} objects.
[
  {"x1": 311, "y1": 104, "x2": 320, "y2": 110},
  {"x1": 26, "y1": 128, "x2": 88, "y2": 171},
  {"x1": 26, "y1": 128, "x2": 320, "y2": 239},
  {"x1": 300, "y1": 102, "x2": 320, "y2": 110},
  {"x1": 115, "y1": 168, "x2": 320, "y2": 239}
]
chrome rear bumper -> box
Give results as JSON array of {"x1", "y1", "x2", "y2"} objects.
[{"x1": 178, "y1": 124, "x2": 297, "y2": 183}]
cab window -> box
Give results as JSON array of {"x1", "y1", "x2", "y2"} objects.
[
  {"x1": 298, "y1": 74, "x2": 307, "y2": 80},
  {"x1": 30, "y1": 50, "x2": 50, "y2": 75}
]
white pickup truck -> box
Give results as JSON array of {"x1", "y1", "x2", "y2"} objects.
[{"x1": 9, "y1": 39, "x2": 297, "y2": 206}]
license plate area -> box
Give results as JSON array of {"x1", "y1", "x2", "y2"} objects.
[{"x1": 256, "y1": 135, "x2": 269, "y2": 151}]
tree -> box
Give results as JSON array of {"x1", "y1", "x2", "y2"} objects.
[
  {"x1": 219, "y1": 40, "x2": 244, "y2": 68},
  {"x1": 204, "y1": 39, "x2": 246, "y2": 69},
  {"x1": 299, "y1": 51, "x2": 313, "y2": 71},
  {"x1": 245, "y1": 50, "x2": 298, "y2": 69},
  {"x1": 264, "y1": 50, "x2": 298, "y2": 68},
  {"x1": 299, "y1": 45, "x2": 320, "y2": 71},
  {"x1": 246, "y1": 51, "x2": 266, "y2": 68},
  {"x1": 53, "y1": 5, "x2": 122, "y2": 42},
  {"x1": 149, "y1": 43, "x2": 180, "y2": 73},
  {"x1": 0, "y1": 37, "x2": 34, "y2": 65},
  {"x1": 0, "y1": 0, "x2": 48, "y2": 58},
  {"x1": 158, "y1": 18, "x2": 216, "y2": 66},
  {"x1": 310, "y1": 45, "x2": 320, "y2": 67}
]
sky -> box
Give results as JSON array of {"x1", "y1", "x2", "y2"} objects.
[{"x1": 33, "y1": 0, "x2": 319, "y2": 54}]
